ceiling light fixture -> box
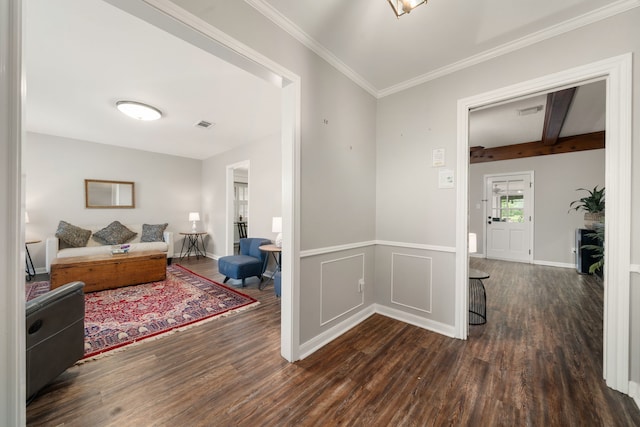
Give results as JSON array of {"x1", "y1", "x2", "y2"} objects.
[
  {"x1": 387, "y1": 0, "x2": 428, "y2": 18},
  {"x1": 116, "y1": 100, "x2": 162, "y2": 121}
]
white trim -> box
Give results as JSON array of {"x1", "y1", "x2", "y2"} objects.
[
  {"x1": 299, "y1": 302, "x2": 456, "y2": 359},
  {"x1": 1, "y1": 0, "x2": 25, "y2": 421},
  {"x1": 299, "y1": 305, "x2": 376, "y2": 359},
  {"x1": 376, "y1": 240, "x2": 456, "y2": 253},
  {"x1": 301, "y1": 240, "x2": 377, "y2": 258},
  {"x1": 630, "y1": 264, "x2": 640, "y2": 274},
  {"x1": 243, "y1": 0, "x2": 378, "y2": 97},
  {"x1": 532, "y1": 260, "x2": 576, "y2": 270},
  {"x1": 319, "y1": 254, "x2": 365, "y2": 326},
  {"x1": 300, "y1": 240, "x2": 456, "y2": 258},
  {"x1": 375, "y1": 304, "x2": 456, "y2": 338},
  {"x1": 380, "y1": 0, "x2": 640, "y2": 97},
  {"x1": 456, "y1": 53, "x2": 633, "y2": 394},
  {"x1": 110, "y1": 0, "x2": 302, "y2": 363},
  {"x1": 630, "y1": 381, "x2": 640, "y2": 410},
  {"x1": 390, "y1": 253, "x2": 433, "y2": 313},
  {"x1": 245, "y1": 0, "x2": 640, "y2": 98}
]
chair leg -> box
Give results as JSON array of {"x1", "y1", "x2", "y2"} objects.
[
  {"x1": 241, "y1": 278, "x2": 246, "y2": 287},
  {"x1": 223, "y1": 277, "x2": 230, "y2": 284}
]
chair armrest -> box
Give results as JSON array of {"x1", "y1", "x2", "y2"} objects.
[
  {"x1": 26, "y1": 281, "x2": 85, "y2": 317},
  {"x1": 45, "y1": 236, "x2": 59, "y2": 274},
  {"x1": 164, "y1": 231, "x2": 174, "y2": 258}
]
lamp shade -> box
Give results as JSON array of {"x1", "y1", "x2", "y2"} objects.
[
  {"x1": 272, "y1": 217, "x2": 282, "y2": 233},
  {"x1": 188, "y1": 212, "x2": 200, "y2": 222},
  {"x1": 469, "y1": 233, "x2": 477, "y2": 254}
]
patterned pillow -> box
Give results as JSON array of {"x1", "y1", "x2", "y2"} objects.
[
  {"x1": 92, "y1": 221, "x2": 137, "y2": 245},
  {"x1": 140, "y1": 223, "x2": 168, "y2": 243},
  {"x1": 55, "y1": 221, "x2": 92, "y2": 248}
]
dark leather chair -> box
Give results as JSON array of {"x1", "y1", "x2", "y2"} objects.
[
  {"x1": 218, "y1": 238, "x2": 271, "y2": 287},
  {"x1": 26, "y1": 281, "x2": 85, "y2": 401}
]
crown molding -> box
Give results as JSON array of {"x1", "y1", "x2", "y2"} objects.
[
  {"x1": 246, "y1": 0, "x2": 639, "y2": 99},
  {"x1": 378, "y1": 0, "x2": 640, "y2": 97},
  {"x1": 244, "y1": 0, "x2": 378, "y2": 97}
]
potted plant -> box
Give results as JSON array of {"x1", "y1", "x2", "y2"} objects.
[
  {"x1": 568, "y1": 186, "x2": 605, "y2": 229},
  {"x1": 581, "y1": 224, "x2": 604, "y2": 278}
]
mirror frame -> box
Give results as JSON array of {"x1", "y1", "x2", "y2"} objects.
[{"x1": 85, "y1": 179, "x2": 135, "y2": 209}]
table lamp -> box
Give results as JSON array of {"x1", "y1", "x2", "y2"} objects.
[
  {"x1": 272, "y1": 216, "x2": 282, "y2": 248},
  {"x1": 189, "y1": 212, "x2": 200, "y2": 232}
]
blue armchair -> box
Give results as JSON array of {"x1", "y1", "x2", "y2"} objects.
[{"x1": 218, "y1": 237, "x2": 271, "y2": 287}]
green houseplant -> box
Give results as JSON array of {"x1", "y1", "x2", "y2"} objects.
[
  {"x1": 581, "y1": 224, "x2": 604, "y2": 277},
  {"x1": 568, "y1": 186, "x2": 605, "y2": 229}
]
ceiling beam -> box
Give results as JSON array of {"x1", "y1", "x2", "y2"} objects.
[
  {"x1": 541, "y1": 87, "x2": 577, "y2": 146},
  {"x1": 470, "y1": 131, "x2": 604, "y2": 164}
]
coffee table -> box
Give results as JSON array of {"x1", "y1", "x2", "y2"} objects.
[{"x1": 50, "y1": 250, "x2": 167, "y2": 293}]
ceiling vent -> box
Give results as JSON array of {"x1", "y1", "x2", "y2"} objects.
[
  {"x1": 194, "y1": 120, "x2": 215, "y2": 129},
  {"x1": 517, "y1": 105, "x2": 544, "y2": 116}
]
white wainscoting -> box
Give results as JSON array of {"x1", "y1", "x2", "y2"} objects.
[
  {"x1": 391, "y1": 252, "x2": 432, "y2": 313},
  {"x1": 320, "y1": 253, "x2": 365, "y2": 326}
]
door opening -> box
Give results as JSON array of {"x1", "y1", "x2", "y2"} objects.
[{"x1": 484, "y1": 172, "x2": 533, "y2": 263}]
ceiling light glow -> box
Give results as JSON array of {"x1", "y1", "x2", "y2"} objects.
[{"x1": 116, "y1": 101, "x2": 162, "y2": 121}]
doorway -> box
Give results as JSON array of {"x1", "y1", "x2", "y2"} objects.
[
  {"x1": 226, "y1": 161, "x2": 250, "y2": 256},
  {"x1": 485, "y1": 172, "x2": 533, "y2": 263},
  {"x1": 456, "y1": 54, "x2": 632, "y2": 394}
]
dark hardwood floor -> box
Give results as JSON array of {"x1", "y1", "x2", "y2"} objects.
[{"x1": 26, "y1": 257, "x2": 640, "y2": 426}]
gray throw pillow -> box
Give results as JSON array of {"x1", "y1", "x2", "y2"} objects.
[
  {"x1": 140, "y1": 223, "x2": 168, "y2": 242},
  {"x1": 55, "y1": 221, "x2": 92, "y2": 248},
  {"x1": 93, "y1": 221, "x2": 137, "y2": 245}
]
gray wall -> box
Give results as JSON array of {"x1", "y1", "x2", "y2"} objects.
[
  {"x1": 25, "y1": 132, "x2": 202, "y2": 270},
  {"x1": 172, "y1": 0, "x2": 379, "y2": 346},
  {"x1": 469, "y1": 149, "x2": 605, "y2": 266},
  {"x1": 201, "y1": 134, "x2": 282, "y2": 258},
  {"x1": 375, "y1": 8, "x2": 640, "y2": 382}
]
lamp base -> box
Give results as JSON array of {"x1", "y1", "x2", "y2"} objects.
[
  {"x1": 275, "y1": 232, "x2": 282, "y2": 248},
  {"x1": 191, "y1": 221, "x2": 197, "y2": 233}
]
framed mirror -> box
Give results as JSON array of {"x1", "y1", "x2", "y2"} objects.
[{"x1": 85, "y1": 179, "x2": 135, "y2": 209}]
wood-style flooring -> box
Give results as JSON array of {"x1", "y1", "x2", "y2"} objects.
[{"x1": 26, "y1": 257, "x2": 640, "y2": 426}]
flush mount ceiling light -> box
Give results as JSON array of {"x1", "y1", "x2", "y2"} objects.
[
  {"x1": 387, "y1": 0, "x2": 428, "y2": 17},
  {"x1": 116, "y1": 100, "x2": 162, "y2": 121}
]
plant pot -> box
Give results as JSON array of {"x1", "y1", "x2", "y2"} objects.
[{"x1": 584, "y1": 212, "x2": 604, "y2": 229}]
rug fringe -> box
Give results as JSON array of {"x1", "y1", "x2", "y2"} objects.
[{"x1": 77, "y1": 300, "x2": 260, "y2": 364}]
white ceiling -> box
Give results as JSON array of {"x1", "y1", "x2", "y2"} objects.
[
  {"x1": 25, "y1": 0, "x2": 623, "y2": 159},
  {"x1": 25, "y1": 0, "x2": 282, "y2": 160}
]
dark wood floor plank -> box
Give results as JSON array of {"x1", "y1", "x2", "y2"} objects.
[{"x1": 25, "y1": 257, "x2": 640, "y2": 426}]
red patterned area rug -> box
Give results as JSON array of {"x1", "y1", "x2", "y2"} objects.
[{"x1": 25, "y1": 265, "x2": 259, "y2": 360}]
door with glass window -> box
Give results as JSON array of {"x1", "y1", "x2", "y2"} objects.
[{"x1": 485, "y1": 173, "x2": 533, "y2": 262}]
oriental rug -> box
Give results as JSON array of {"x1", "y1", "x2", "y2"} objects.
[{"x1": 25, "y1": 264, "x2": 259, "y2": 359}]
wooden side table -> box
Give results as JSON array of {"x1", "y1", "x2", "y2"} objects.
[
  {"x1": 179, "y1": 232, "x2": 208, "y2": 260},
  {"x1": 259, "y1": 244, "x2": 281, "y2": 291},
  {"x1": 25, "y1": 239, "x2": 41, "y2": 281}
]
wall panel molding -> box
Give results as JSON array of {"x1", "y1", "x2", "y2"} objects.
[
  {"x1": 320, "y1": 254, "x2": 365, "y2": 325},
  {"x1": 391, "y1": 253, "x2": 433, "y2": 313}
]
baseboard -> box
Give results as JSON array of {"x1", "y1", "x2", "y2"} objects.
[
  {"x1": 630, "y1": 380, "x2": 640, "y2": 410},
  {"x1": 299, "y1": 305, "x2": 376, "y2": 359},
  {"x1": 374, "y1": 304, "x2": 456, "y2": 338},
  {"x1": 532, "y1": 260, "x2": 575, "y2": 269},
  {"x1": 299, "y1": 303, "x2": 457, "y2": 359}
]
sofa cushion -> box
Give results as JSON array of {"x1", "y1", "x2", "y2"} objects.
[
  {"x1": 55, "y1": 221, "x2": 91, "y2": 248},
  {"x1": 92, "y1": 221, "x2": 137, "y2": 245},
  {"x1": 140, "y1": 223, "x2": 168, "y2": 243}
]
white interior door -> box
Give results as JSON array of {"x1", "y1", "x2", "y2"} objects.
[{"x1": 485, "y1": 173, "x2": 533, "y2": 262}]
